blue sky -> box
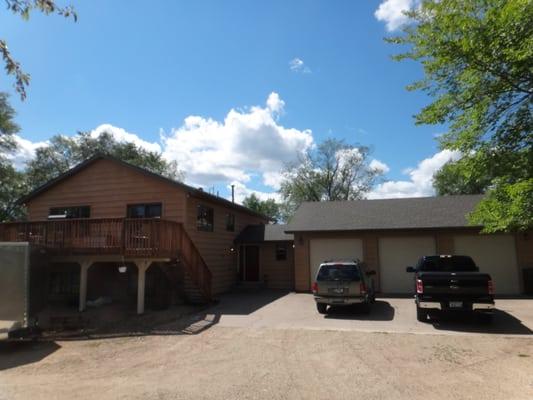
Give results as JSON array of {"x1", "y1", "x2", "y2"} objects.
[{"x1": 1, "y1": 0, "x2": 460, "y2": 202}]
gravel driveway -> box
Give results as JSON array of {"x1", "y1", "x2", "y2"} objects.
[{"x1": 1, "y1": 291, "x2": 532, "y2": 400}]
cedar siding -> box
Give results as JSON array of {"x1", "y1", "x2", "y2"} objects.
[
  {"x1": 185, "y1": 196, "x2": 266, "y2": 295},
  {"x1": 26, "y1": 158, "x2": 187, "y2": 222},
  {"x1": 21, "y1": 157, "x2": 268, "y2": 296},
  {"x1": 259, "y1": 242, "x2": 294, "y2": 289}
]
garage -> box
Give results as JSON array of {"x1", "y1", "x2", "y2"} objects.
[
  {"x1": 453, "y1": 234, "x2": 519, "y2": 294},
  {"x1": 379, "y1": 236, "x2": 436, "y2": 294},
  {"x1": 309, "y1": 238, "x2": 363, "y2": 285}
]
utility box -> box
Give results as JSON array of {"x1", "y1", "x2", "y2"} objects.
[{"x1": 0, "y1": 242, "x2": 48, "y2": 337}]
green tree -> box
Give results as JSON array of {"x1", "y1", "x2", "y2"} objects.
[
  {"x1": 388, "y1": 0, "x2": 533, "y2": 232},
  {"x1": 0, "y1": 92, "x2": 19, "y2": 152},
  {"x1": 0, "y1": 92, "x2": 27, "y2": 221},
  {"x1": 2, "y1": 1, "x2": 77, "y2": 100},
  {"x1": 279, "y1": 139, "x2": 383, "y2": 219},
  {"x1": 25, "y1": 131, "x2": 184, "y2": 189},
  {"x1": 0, "y1": 164, "x2": 28, "y2": 221},
  {"x1": 242, "y1": 193, "x2": 281, "y2": 223}
]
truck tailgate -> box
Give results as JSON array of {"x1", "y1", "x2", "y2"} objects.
[{"x1": 419, "y1": 272, "x2": 491, "y2": 297}]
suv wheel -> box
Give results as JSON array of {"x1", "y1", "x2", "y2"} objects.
[
  {"x1": 416, "y1": 306, "x2": 428, "y2": 322},
  {"x1": 316, "y1": 303, "x2": 328, "y2": 314}
]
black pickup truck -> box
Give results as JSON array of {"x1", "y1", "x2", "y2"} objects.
[{"x1": 406, "y1": 255, "x2": 495, "y2": 322}]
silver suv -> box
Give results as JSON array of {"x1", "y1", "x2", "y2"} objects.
[{"x1": 312, "y1": 260, "x2": 376, "y2": 314}]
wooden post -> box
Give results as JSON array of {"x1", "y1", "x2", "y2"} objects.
[
  {"x1": 136, "y1": 259, "x2": 151, "y2": 315},
  {"x1": 79, "y1": 260, "x2": 92, "y2": 312}
]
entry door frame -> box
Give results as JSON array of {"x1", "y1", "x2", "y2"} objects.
[{"x1": 239, "y1": 245, "x2": 261, "y2": 282}]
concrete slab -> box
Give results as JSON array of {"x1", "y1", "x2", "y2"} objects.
[{"x1": 203, "y1": 290, "x2": 533, "y2": 337}]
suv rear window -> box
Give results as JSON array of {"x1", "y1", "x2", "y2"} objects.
[
  {"x1": 418, "y1": 256, "x2": 478, "y2": 272},
  {"x1": 317, "y1": 264, "x2": 361, "y2": 281}
]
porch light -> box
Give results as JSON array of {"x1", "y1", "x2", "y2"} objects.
[
  {"x1": 230, "y1": 247, "x2": 235, "y2": 252},
  {"x1": 118, "y1": 265, "x2": 127, "y2": 273}
]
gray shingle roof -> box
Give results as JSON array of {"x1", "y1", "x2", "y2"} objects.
[
  {"x1": 286, "y1": 195, "x2": 484, "y2": 232},
  {"x1": 235, "y1": 224, "x2": 294, "y2": 243}
]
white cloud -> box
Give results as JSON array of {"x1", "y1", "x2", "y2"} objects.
[
  {"x1": 368, "y1": 149, "x2": 461, "y2": 199},
  {"x1": 289, "y1": 58, "x2": 312, "y2": 74},
  {"x1": 369, "y1": 159, "x2": 390, "y2": 174},
  {"x1": 9, "y1": 93, "x2": 309, "y2": 205},
  {"x1": 7, "y1": 135, "x2": 48, "y2": 170},
  {"x1": 161, "y1": 92, "x2": 314, "y2": 188},
  {"x1": 228, "y1": 181, "x2": 281, "y2": 204},
  {"x1": 90, "y1": 124, "x2": 162, "y2": 153},
  {"x1": 374, "y1": 0, "x2": 418, "y2": 31}
]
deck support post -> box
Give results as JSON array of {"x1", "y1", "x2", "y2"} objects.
[
  {"x1": 79, "y1": 260, "x2": 93, "y2": 312},
  {"x1": 135, "y1": 259, "x2": 152, "y2": 315}
]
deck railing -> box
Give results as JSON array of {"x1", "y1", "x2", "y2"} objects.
[{"x1": 0, "y1": 218, "x2": 212, "y2": 299}]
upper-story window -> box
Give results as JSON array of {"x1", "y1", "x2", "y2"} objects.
[
  {"x1": 275, "y1": 244, "x2": 288, "y2": 261},
  {"x1": 127, "y1": 203, "x2": 162, "y2": 218},
  {"x1": 197, "y1": 205, "x2": 214, "y2": 232},
  {"x1": 49, "y1": 206, "x2": 90, "y2": 219},
  {"x1": 226, "y1": 213, "x2": 235, "y2": 232}
]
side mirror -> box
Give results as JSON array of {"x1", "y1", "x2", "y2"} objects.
[
  {"x1": 406, "y1": 266, "x2": 415, "y2": 273},
  {"x1": 365, "y1": 270, "x2": 376, "y2": 276}
]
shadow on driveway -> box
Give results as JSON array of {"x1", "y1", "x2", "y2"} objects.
[
  {"x1": 430, "y1": 309, "x2": 533, "y2": 335},
  {"x1": 209, "y1": 289, "x2": 291, "y2": 315},
  {"x1": 31, "y1": 289, "x2": 290, "y2": 341},
  {"x1": 324, "y1": 300, "x2": 395, "y2": 321},
  {"x1": 0, "y1": 341, "x2": 61, "y2": 371}
]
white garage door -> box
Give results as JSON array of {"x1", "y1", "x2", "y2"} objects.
[
  {"x1": 453, "y1": 235, "x2": 519, "y2": 294},
  {"x1": 379, "y1": 236, "x2": 436, "y2": 294},
  {"x1": 309, "y1": 239, "x2": 363, "y2": 285}
]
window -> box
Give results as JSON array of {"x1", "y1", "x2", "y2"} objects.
[
  {"x1": 197, "y1": 205, "x2": 214, "y2": 231},
  {"x1": 317, "y1": 264, "x2": 361, "y2": 282},
  {"x1": 49, "y1": 206, "x2": 90, "y2": 219},
  {"x1": 275, "y1": 244, "x2": 287, "y2": 261},
  {"x1": 127, "y1": 203, "x2": 162, "y2": 218},
  {"x1": 226, "y1": 213, "x2": 235, "y2": 231}
]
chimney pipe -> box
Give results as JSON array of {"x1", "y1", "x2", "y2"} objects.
[{"x1": 231, "y1": 184, "x2": 235, "y2": 203}]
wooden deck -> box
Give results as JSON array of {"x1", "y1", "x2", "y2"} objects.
[{"x1": 0, "y1": 218, "x2": 212, "y2": 299}]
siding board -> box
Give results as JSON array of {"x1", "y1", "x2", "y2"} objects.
[
  {"x1": 26, "y1": 159, "x2": 187, "y2": 222},
  {"x1": 184, "y1": 196, "x2": 266, "y2": 295}
]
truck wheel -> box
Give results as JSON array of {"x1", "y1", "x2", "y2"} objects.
[
  {"x1": 416, "y1": 306, "x2": 428, "y2": 322},
  {"x1": 316, "y1": 303, "x2": 328, "y2": 314}
]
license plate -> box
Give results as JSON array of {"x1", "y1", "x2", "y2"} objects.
[
  {"x1": 333, "y1": 288, "x2": 346, "y2": 294},
  {"x1": 449, "y1": 301, "x2": 463, "y2": 308}
]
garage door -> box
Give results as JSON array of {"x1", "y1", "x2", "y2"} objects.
[
  {"x1": 453, "y1": 235, "x2": 519, "y2": 294},
  {"x1": 379, "y1": 237, "x2": 436, "y2": 294},
  {"x1": 309, "y1": 239, "x2": 363, "y2": 285}
]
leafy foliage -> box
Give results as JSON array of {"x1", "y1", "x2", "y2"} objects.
[
  {"x1": 469, "y1": 179, "x2": 533, "y2": 232},
  {"x1": 242, "y1": 193, "x2": 281, "y2": 223},
  {"x1": 0, "y1": 91, "x2": 24, "y2": 221},
  {"x1": 279, "y1": 139, "x2": 383, "y2": 219},
  {"x1": 0, "y1": 163, "x2": 28, "y2": 221},
  {"x1": 2, "y1": 1, "x2": 77, "y2": 100},
  {"x1": 25, "y1": 131, "x2": 184, "y2": 189},
  {"x1": 389, "y1": 0, "x2": 533, "y2": 232},
  {"x1": 0, "y1": 92, "x2": 19, "y2": 153}
]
